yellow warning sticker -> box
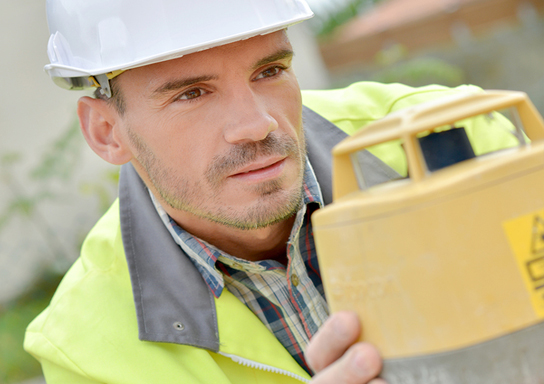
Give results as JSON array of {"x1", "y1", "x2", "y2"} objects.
[{"x1": 503, "y1": 210, "x2": 544, "y2": 318}]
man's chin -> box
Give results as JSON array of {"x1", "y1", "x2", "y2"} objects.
[
  {"x1": 205, "y1": 188, "x2": 303, "y2": 230},
  {"x1": 208, "y1": 207, "x2": 299, "y2": 231}
]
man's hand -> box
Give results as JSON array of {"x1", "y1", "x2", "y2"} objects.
[{"x1": 305, "y1": 311, "x2": 387, "y2": 384}]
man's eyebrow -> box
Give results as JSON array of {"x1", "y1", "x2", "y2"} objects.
[
  {"x1": 149, "y1": 49, "x2": 293, "y2": 98},
  {"x1": 150, "y1": 75, "x2": 218, "y2": 99},
  {"x1": 252, "y1": 49, "x2": 294, "y2": 70}
]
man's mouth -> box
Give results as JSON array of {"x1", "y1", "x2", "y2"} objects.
[
  {"x1": 229, "y1": 157, "x2": 287, "y2": 182},
  {"x1": 205, "y1": 133, "x2": 301, "y2": 187}
]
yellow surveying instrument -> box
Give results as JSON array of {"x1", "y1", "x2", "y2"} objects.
[{"x1": 312, "y1": 90, "x2": 544, "y2": 383}]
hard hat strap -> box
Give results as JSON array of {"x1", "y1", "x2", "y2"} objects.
[
  {"x1": 88, "y1": 70, "x2": 125, "y2": 98},
  {"x1": 95, "y1": 74, "x2": 112, "y2": 98}
]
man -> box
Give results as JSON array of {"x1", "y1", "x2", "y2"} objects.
[{"x1": 25, "y1": 1, "x2": 515, "y2": 383}]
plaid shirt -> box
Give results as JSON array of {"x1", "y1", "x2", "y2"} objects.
[{"x1": 150, "y1": 158, "x2": 329, "y2": 374}]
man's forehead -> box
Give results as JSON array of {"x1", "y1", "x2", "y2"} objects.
[{"x1": 123, "y1": 31, "x2": 292, "y2": 89}]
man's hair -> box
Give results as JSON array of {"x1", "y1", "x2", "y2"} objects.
[{"x1": 93, "y1": 77, "x2": 126, "y2": 115}]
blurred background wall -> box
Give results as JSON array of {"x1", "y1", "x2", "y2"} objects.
[
  {"x1": 1, "y1": 0, "x2": 543, "y2": 382},
  {"x1": 1, "y1": 2, "x2": 114, "y2": 303},
  {"x1": 319, "y1": 0, "x2": 544, "y2": 112}
]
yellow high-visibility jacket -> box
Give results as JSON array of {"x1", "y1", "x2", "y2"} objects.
[{"x1": 24, "y1": 82, "x2": 517, "y2": 383}]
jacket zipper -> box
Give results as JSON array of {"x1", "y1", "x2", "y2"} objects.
[{"x1": 219, "y1": 352, "x2": 310, "y2": 383}]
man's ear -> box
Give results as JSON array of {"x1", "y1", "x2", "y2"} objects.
[{"x1": 77, "y1": 96, "x2": 133, "y2": 165}]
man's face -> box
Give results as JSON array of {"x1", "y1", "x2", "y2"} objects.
[{"x1": 116, "y1": 31, "x2": 306, "y2": 230}]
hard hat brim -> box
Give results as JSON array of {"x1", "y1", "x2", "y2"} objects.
[{"x1": 46, "y1": 14, "x2": 313, "y2": 90}]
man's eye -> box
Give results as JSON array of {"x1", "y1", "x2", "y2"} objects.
[
  {"x1": 178, "y1": 88, "x2": 207, "y2": 100},
  {"x1": 256, "y1": 66, "x2": 283, "y2": 80}
]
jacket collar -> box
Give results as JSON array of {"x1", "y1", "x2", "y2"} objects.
[{"x1": 119, "y1": 159, "x2": 220, "y2": 349}]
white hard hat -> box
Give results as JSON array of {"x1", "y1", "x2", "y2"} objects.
[{"x1": 45, "y1": 0, "x2": 313, "y2": 96}]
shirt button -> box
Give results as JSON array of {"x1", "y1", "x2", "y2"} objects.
[{"x1": 291, "y1": 274, "x2": 300, "y2": 287}]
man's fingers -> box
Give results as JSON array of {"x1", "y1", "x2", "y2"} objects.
[
  {"x1": 305, "y1": 311, "x2": 361, "y2": 372},
  {"x1": 305, "y1": 311, "x2": 386, "y2": 384},
  {"x1": 310, "y1": 342, "x2": 383, "y2": 384}
]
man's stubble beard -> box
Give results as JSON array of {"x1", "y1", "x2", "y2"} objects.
[{"x1": 127, "y1": 127, "x2": 307, "y2": 230}]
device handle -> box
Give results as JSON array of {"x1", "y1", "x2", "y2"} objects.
[{"x1": 331, "y1": 91, "x2": 544, "y2": 201}]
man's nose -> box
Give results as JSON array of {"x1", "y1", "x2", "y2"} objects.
[{"x1": 222, "y1": 87, "x2": 279, "y2": 144}]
